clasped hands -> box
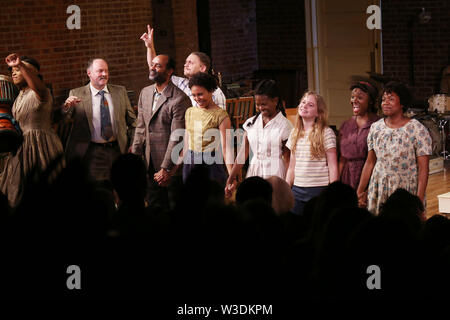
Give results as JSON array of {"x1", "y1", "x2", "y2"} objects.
[
  {"x1": 154, "y1": 168, "x2": 172, "y2": 187},
  {"x1": 357, "y1": 190, "x2": 368, "y2": 208},
  {"x1": 224, "y1": 177, "x2": 238, "y2": 199}
]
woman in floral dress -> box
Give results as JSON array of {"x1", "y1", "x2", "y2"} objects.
[{"x1": 356, "y1": 81, "x2": 432, "y2": 215}]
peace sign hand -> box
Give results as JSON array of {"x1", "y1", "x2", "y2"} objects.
[{"x1": 140, "y1": 25, "x2": 154, "y2": 48}]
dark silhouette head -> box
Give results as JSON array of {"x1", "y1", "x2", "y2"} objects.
[
  {"x1": 379, "y1": 188, "x2": 424, "y2": 237},
  {"x1": 235, "y1": 176, "x2": 272, "y2": 206},
  {"x1": 111, "y1": 153, "x2": 147, "y2": 205}
]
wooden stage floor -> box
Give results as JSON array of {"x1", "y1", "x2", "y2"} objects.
[{"x1": 426, "y1": 159, "x2": 450, "y2": 219}]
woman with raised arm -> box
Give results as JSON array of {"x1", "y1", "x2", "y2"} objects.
[{"x1": 0, "y1": 54, "x2": 63, "y2": 208}]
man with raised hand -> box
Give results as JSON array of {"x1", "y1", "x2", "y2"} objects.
[
  {"x1": 140, "y1": 25, "x2": 226, "y2": 110},
  {"x1": 63, "y1": 58, "x2": 136, "y2": 184}
]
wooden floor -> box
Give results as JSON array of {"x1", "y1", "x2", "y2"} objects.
[{"x1": 426, "y1": 160, "x2": 450, "y2": 219}]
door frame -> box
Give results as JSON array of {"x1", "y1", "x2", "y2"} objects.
[{"x1": 304, "y1": 0, "x2": 383, "y2": 94}]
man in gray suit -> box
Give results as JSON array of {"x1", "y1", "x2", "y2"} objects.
[
  {"x1": 131, "y1": 54, "x2": 191, "y2": 209},
  {"x1": 63, "y1": 58, "x2": 136, "y2": 183}
]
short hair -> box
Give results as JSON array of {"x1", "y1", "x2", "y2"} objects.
[
  {"x1": 191, "y1": 52, "x2": 211, "y2": 72},
  {"x1": 265, "y1": 176, "x2": 294, "y2": 215},
  {"x1": 188, "y1": 72, "x2": 218, "y2": 92},
  {"x1": 382, "y1": 81, "x2": 412, "y2": 111},
  {"x1": 235, "y1": 176, "x2": 272, "y2": 206},
  {"x1": 159, "y1": 54, "x2": 176, "y2": 71},
  {"x1": 86, "y1": 58, "x2": 107, "y2": 71}
]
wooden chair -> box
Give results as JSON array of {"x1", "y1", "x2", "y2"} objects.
[
  {"x1": 226, "y1": 98, "x2": 238, "y2": 127},
  {"x1": 235, "y1": 96, "x2": 255, "y2": 128},
  {"x1": 226, "y1": 96, "x2": 255, "y2": 129}
]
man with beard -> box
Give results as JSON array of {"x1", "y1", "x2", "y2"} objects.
[
  {"x1": 131, "y1": 54, "x2": 191, "y2": 210},
  {"x1": 63, "y1": 58, "x2": 137, "y2": 185},
  {"x1": 140, "y1": 25, "x2": 226, "y2": 109}
]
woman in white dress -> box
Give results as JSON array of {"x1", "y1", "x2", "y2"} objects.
[{"x1": 225, "y1": 79, "x2": 292, "y2": 197}]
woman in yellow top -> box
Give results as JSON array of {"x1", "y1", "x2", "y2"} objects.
[{"x1": 182, "y1": 72, "x2": 233, "y2": 187}]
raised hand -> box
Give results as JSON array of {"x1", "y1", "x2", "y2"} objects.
[
  {"x1": 140, "y1": 24, "x2": 154, "y2": 48},
  {"x1": 64, "y1": 96, "x2": 82, "y2": 108},
  {"x1": 5, "y1": 53, "x2": 20, "y2": 68}
]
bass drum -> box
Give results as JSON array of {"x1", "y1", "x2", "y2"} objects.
[
  {"x1": 413, "y1": 113, "x2": 442, "y2": 157},
  {"x1": 0, "y1": 75, "x2": 21, "y2": 153}
]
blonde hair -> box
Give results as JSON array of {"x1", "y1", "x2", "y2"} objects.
[{"x1": 291, "y1": 91, "x2": 329, "y2": 159}]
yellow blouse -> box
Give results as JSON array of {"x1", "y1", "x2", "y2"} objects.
[{"x1": 185, "y1": 106, "x2": 229, "y2": 152}]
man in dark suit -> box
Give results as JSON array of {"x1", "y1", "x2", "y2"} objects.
[
  {"x1": 131, "y1": 54, "x2": 191, "y2": 209},
  {"x1": 63, "y1": 58, "x2": 136, "y2": 184}
]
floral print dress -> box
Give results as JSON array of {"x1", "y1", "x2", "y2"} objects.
[{"x1": 367, "y1": 118, "x2": 432, "y2": 214}]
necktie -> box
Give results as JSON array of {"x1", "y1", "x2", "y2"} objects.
[{"x1": 98, "y1": 90, "x2": 113, "y2": 141}]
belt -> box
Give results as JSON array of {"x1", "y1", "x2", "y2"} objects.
[{"x1": 90, "y1": 141, "x2": 118, "y2": 148}]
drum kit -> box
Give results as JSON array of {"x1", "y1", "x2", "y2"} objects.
[
  {"x1": 410, "y1": 94, "x2": 450, "y2": 160},
  {"x1": 0, "y1": 74, "x2": 22, "y2": 153}
]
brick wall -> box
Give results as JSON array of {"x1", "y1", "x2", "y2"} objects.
[
  {"x1": 171, "y1": 0, "x2": 199, "y2": 76},
  {"x1": 152, "y1": 0, "x2": 176, "y2": 62},
  {"x1": 0, "y1": 0, "x2": 153, "y2": 107},
  {"x1": 254, "y1": 0, "x2": 307, "y2": 106},
  {"x1": 382, "y1": 0, "x2": 450, "y2": 104},
  {"x1": 207, "y1": 0, "x2": 307, "y2": 105},
  {"x1": 209, "y1": 0, "x2": 258, "y2": 83},
  {"x1": 3, "y1": 0, "x2": 446, "y2": 110},
  {"x1": 256, "y1": 0, "x2": 306, "y2": 71}
]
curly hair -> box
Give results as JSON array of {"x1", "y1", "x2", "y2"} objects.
[
  {"x1": 188, "y1": 72, "x2": 218, "y2": 92},
  {"x1": 382, "y1": 81, "x2": 412, "y2": 112}
]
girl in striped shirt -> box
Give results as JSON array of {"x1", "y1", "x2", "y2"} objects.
[{"x1": 286, "y1": 91, "x2": 338, "y2": 215}]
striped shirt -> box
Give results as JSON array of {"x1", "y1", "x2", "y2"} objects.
[
  {"x1": 171, "y1": 75, "x2": 226, "y2": 110},
  {"x1": 286, "y1": 127, "x2": 336, "y2": 187}
]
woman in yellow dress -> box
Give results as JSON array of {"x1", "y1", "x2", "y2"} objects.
[{"x1": 182, "y1": 72, "x2": 233, "y2": 187}]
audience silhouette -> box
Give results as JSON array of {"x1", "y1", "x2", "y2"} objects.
[{"x1": 0, "y1": 156, "x2": 449, "y2": 300}]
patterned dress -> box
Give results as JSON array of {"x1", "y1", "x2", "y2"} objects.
[
  {"x1": 367, "y1": 118, "x2": 432, "y2": 214},
  {"x1": 0, "y1": 88, "x2": 64, "y2": 207}
]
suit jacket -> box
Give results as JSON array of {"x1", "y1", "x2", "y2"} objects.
[
  {"x1": 64, "y1": 83, "x2": 136, "y2": 161},
  {"x1": 131, "y1": 81, "x2": 191, "y2": 171}
]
